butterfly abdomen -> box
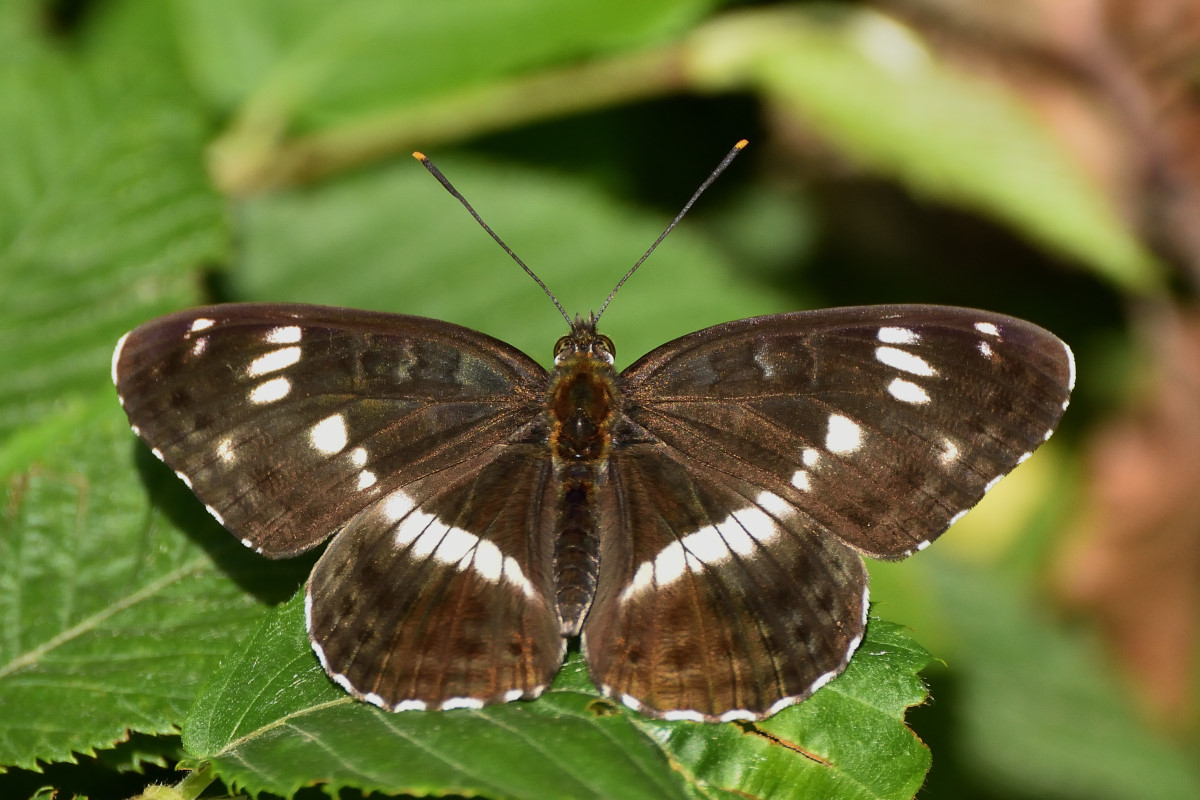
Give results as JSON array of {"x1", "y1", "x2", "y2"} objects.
[{"x1": 547, "y1": 351, "x2": 617, "y2": 635}]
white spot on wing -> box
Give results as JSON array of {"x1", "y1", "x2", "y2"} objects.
[
  {"x1": 825, "y1": 414, "x2": 863, "y2": 453},
  {"x1": 755, "y1": 490, "x2": 791, "y2": 518},
  {"x1": 247, "y1": 346, "x2": 301, "y2": 377},
  {"x1": 350, "y1": 447, "x2": 368, "y2": 467},
  {"x1": 111, "y1": 332, "x2": 130, "y2": 386},
  {"x1": 434, "y1": 528, "x2": 477, "y2": 564},
  {"x1": 875, "y1": 346, "x2": 936, "y2": 376},
  {"x1": 948, "y1": 509, "x2": 968, "y2": 526},
  {"x1": 803, "y1": 448, "x2": 820, "y2": 467},
  {"x1": 356, "y1": 470, "x2": 377, "y2": 490},
  {"x1": 266, "y1": 325, "x2": 302, "y2": 344},
  {"x1": 767, "y1": 695, "x2": 800, "y2": 718},
  {"x1": 395, "y1": 699, "x2": 427, "y2": 712},
  {"x1": 1064, "y1": 341, "x2": 1077, "y2": 392},
  {"x1": 441, "y1": 697, "x2": 485, "y2": 710},
  {"x1": 621, "y1": 562, "x2": 654, "y2": 603},
  {"x1": 718, "y1": 709, "x2": 758, "y2": 722},
  {"x1": 809, "y1": 669, "x2": 839, "y2": 694},
  {"x1": 939, "y1": 439, "x2": 959, "y2": 464},
  {"x1": 502, "y1": 557, "x2": 534, "y2": 597},
  {"x1": 887, "y1": 377, "x2": 929, "y2": 404},
  {"x1": 206, "y1": 505, "x2": 226, "y2": 526},
  {"x1": 504, "y1": 688, "x2": 524, "y2": 702},
  {"x1": 621, "y1": 491, "x2": 787, "y2": 602},
  {"x1": 792, "y1": 470, "x2": 811, "y2": 491},
  {"x1": 384, "y1": 491, "x2": 415, "y2": 522},
  {"x1": 978, "y1": 340, "x2": 994, "y2": 359},
  {"x1": 753, "y1": 348, "x2": 776, "y2": 378},
  {"x1": 173, "y1": 470, "x2": 193, "y2": 489},
  {"x1": 190, "y1": 318, "x2": 215, "y2": 333},
  {"x1": 310, "y1": 636, "x2": 330, "y2": 671},
  {"x1": 663, "y1": 709, "x2": 705, "y2": 722},
  {"x1": 470, "y1": 542, "x2": 504, "y2": 582},
  {"x1": 191, "y1": 337, "x2": 208, "y2": 357},
  {"x1": 975, "y1": 321, "x2": 1000, "y2": 337},
  {"x1": 650, "y1": 542, "x2": 700, "y2": 586},
  {"x1": 310, "y1": 414, "x2": 348, "y2": 454},
  {"x1": 878, "y1": 326, "x2": 919, "y2": 345},
  {"x1": 390, "y1": 505, "x2": 537, "y2": 598},
  {"x1": 204, "y1": 503, "x2": 225, "y2": 527},
  {"x1": 217, "y1": 439, "x2": 234, "y2": 462},
  {"x1": 250, "y1": 377, "x2": 291, "y2": 404}
]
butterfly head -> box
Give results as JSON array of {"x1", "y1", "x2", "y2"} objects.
[{"x1": 554, "y1": 313, "x2": 615, "y2": 367}]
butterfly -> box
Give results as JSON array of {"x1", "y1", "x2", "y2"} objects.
[{"x1": 112, "y1": 143, "x2": 1074, "y2": 722}]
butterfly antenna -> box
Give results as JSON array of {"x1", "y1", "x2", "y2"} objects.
[
  {"x1": 414, "y1": 151, "x2": 573, "y2": 327},
  {"x1": 594, "y1": 139, "x2": 748, "y2": 323}
]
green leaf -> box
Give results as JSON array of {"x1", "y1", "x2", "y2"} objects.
[
  {"x1": 687, "y1": 7, "x2": 1163, "y2": 293},
  {"x1": 186, "y1": 593, "x2": 932, "y2": 799},
  {"x1": 0, "y1": 37, "x2": 226, "y2": 442},
  {"x1": 174, "y1": 0, "x2": 715, "y2": 127},
  {"x1": 235, "y1": 155, "x2": 794, "y2": 368},
  {"x1": 0, "y1": 400, "x2": 307, "y2": 772}
]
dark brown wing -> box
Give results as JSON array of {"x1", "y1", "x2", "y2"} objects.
[
  {"x1": 583, "y1": 446, "x2": 868, "y2": 721},
  {"x1": 615, "y1": 305, "x2": 1073, "y2": 559},
  {"x1": 583, "y1": 305, "x2": 1072, "y2": 719},
  {"x1": 115, "y1": 303, "x2": 564, "y2": 709},
  {"x1": 113, "y1": 303, "x2": 547, "y2": 557},
  {"x1": 307, "y1": 445, "x2": 563, "y2": 710}
]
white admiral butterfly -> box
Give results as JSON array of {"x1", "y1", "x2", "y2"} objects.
[{"x1": 113, "y1": 143, "x2": 1074, "y2": 721}]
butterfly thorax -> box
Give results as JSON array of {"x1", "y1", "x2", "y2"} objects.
[{"x1": 546, "y1": 316, "x2": 618, "y2": 635}]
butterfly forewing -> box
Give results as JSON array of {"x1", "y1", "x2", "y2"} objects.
[
  {"x1": 616, "y1": 306, "x2": 1074, "y2": 560},
  {"x1": 112, "y1": 304, "x2": 547, "y2": 556}
]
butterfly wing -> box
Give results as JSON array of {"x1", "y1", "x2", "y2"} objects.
[
  {"x1": 113, "y1": 303, "x2": 548, "y2": 556},
  {"x1": 307, "y1": 444, "x2": 564, "y2": 709},
  {"x1": 114, "y1": 303, "x2": 564, "y2": 707},
  {"x1": 584, "y1": 305, "x2": 1073, "y2": 719},
  {"x1": 618, "y1": 305, "x2": 1073, "y2": 558},
  {"x1": 584, "y1": 447, "x2": 868, "y2": 721}
]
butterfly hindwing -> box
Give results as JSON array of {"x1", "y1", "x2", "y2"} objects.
[
  {"x1": 584, "y1": 447, "x2": 869, "y2": 721},
  {"x1": 618, "y1": 305, "x2": 1074, "y2": 560},
  {"x1": 112, "y1": 304, "x2": 547, "y2": 557},
  {"x1": 307, "y1": 445, "x2": 563, "y2": 710}
]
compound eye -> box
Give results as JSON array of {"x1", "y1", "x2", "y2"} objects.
[
  {"x1": 596, "y1": 335, "x2": 616, "y2": 358},
  {"x1": 553, "y1": 335, "x2": 572, "y2": 357}
]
